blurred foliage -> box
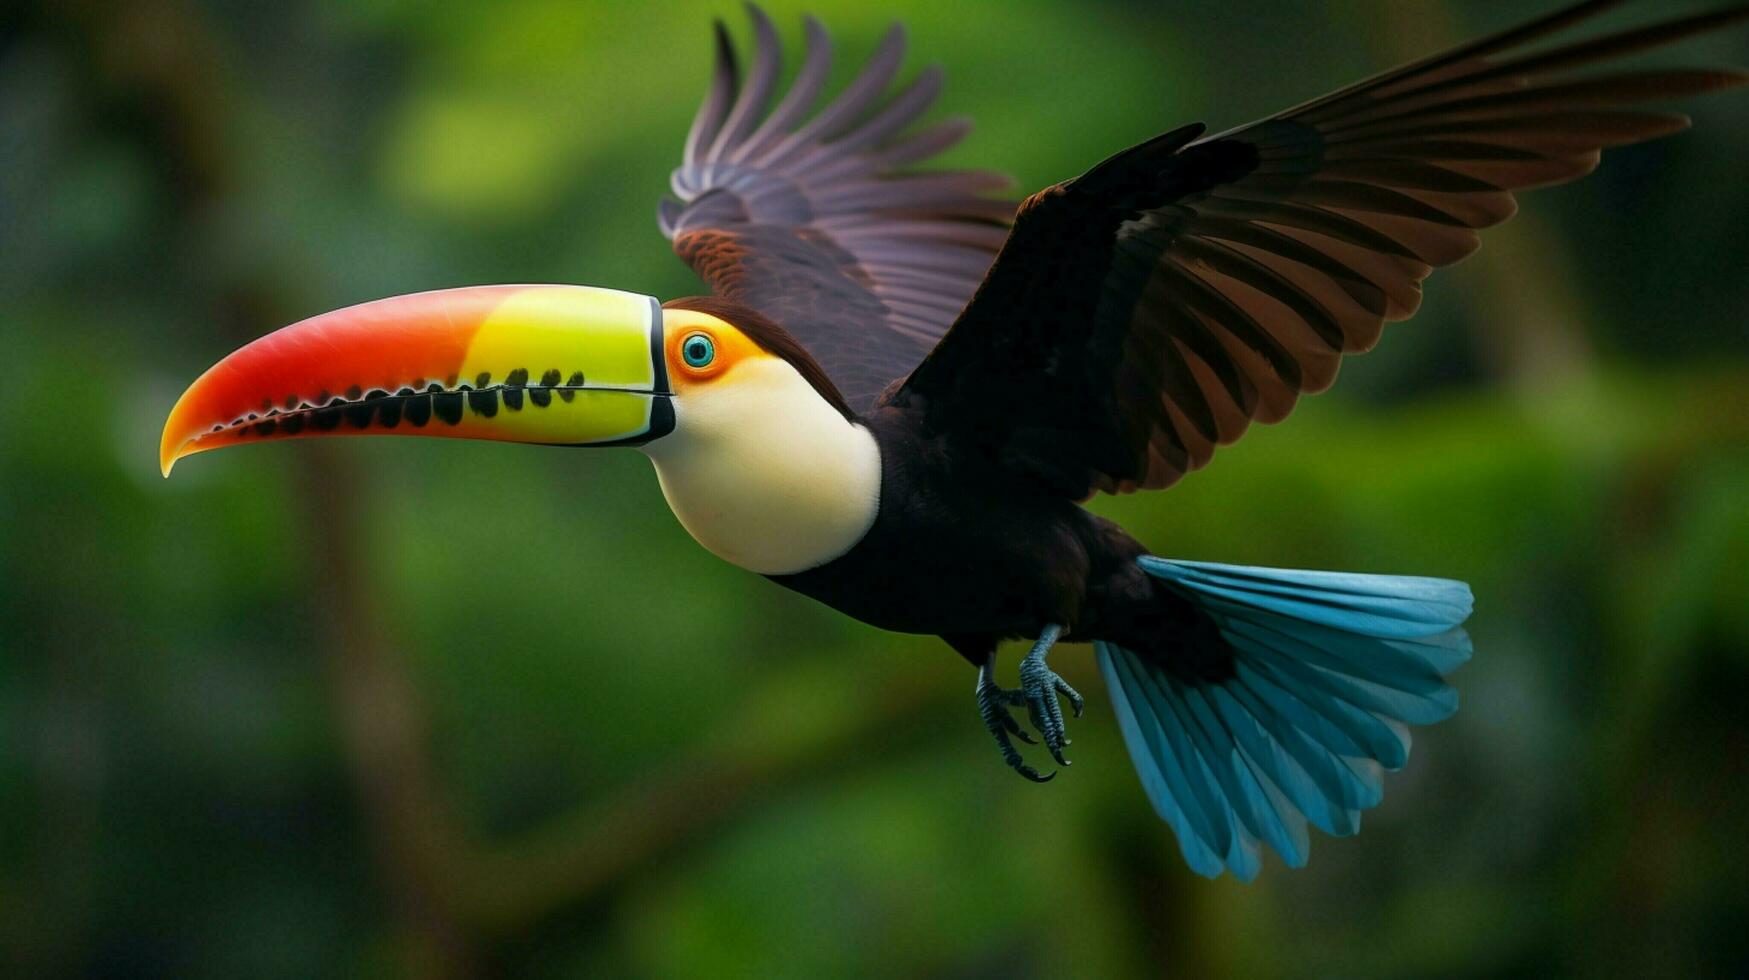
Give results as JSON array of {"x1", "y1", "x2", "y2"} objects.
[{"x1": 3, "y1": 0, "x2": 1748, "y2": 977}]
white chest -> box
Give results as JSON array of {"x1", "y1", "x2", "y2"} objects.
[{"x1": 642, "y1": 359, "x2": 881, "y2": 576}]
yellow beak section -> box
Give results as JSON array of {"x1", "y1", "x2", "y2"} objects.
[{"x1": 160, "y1": 285, "x2": 672, "y2": 476}]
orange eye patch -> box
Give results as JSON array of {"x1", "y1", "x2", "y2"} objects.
[{"x1": 661, "y1": 308, "x2": 766, "y2": 386}]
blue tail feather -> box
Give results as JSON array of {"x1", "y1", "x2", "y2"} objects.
[
  {"x1": 1204, "y1": 680, "x2": 1355, "y2": 839},
  {"x1": 1141, "y1": 666, "x2": 1255, "y2": 876},
  {"x1": 1221, "y1": 668, "x2": 1378, "y2": 817},
  {"x1": 1098, "y1": 557, "x2": 1472, "y2": 880},
  {"x1": 1102, "y1": 651, "x2": 1229, "y2": 877},
  {"x1": 1232, "y1": 615, "x2": 1460, "y2": 723},
  {"x1": 1143, "y1": 558, "x2": 1472, "y2": 639},
  {"x1": 1175, "y1": 680, "x2": 1308, "y2": 868},
  {"x1": 1238, "y1": 639, "x2": 1413, "y2": 767}
]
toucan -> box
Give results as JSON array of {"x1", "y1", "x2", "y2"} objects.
[{"x1": 161, "y1": 1, "x2": 1747, "y2": 880}]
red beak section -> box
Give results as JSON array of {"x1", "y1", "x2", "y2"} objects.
[{"x1": 160, "y1": 285, "x2": 672, "y2": 476}]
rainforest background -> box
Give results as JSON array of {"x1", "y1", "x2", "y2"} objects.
[{"x1": 4, "y1": 1, "x2": 1747, "y2": 976}]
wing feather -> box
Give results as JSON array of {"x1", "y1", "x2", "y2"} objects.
[
  {"x1": 664, "y1": 7, "x2": 1011, "y2": 408},
  {"x1": 893, "y1": 1, "x2": 1747, "y2": 496}
]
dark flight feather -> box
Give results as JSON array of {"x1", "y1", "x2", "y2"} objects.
[
  {"x1": 663, "y1": 4, "x2": 1013, "y2": 409},
  {"x1": 892, "y1": 1, "x2": 1749, "y2": 497}
]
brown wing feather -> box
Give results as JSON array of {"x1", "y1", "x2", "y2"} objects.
[
  {"x1": 663, "y1": 5, "x2": 1012, "y2": 409},
  {"x1": 894, "y1": 1, "x2": 1748, "y2": 497}
]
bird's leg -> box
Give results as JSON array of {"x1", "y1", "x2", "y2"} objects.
[
  {"x1": 1016, "y1": 624, "x2": 1084, "y2": 768},
  {"x1": 974, "y1": 624, "x2": 1085, "y2": 782},
  {"x1": 976, "y1": 654, "x2": 1048, "y2": 782}
]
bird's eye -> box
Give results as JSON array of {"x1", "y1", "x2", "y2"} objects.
[{"x1": 681, "y1": 333, "x2": 716, "y2": 369}]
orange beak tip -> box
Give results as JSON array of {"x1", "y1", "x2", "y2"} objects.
[{"x1": 159, "y1": 413, "x2": 188, "y2": 478}]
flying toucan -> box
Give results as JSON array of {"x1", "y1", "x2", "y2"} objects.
[{"x1": 161, "y1": 1, "x2": 1747, "y2": 880}]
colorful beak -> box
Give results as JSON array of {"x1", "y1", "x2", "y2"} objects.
[{"x1": 160, "y1": 285, "x2": 673, "y2": 476}]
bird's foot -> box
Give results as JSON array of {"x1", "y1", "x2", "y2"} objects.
[
  {"x1": 977, "y1": 661, "x2": 1046, "y2": 782},
  {"x1": 975, "y1": 624, "x2": 1084, "y2": 782},
  {"x1": 1018, "y1": 626, "x2": 1085, "y2": 767}
]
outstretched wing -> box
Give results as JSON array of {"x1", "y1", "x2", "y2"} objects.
[
  {"x1": 662, "y1": 5, "x2": 1012, "y2": 409},
  {"x1": 892, "y1": 0, "x2": 1748, "y2": 498}
]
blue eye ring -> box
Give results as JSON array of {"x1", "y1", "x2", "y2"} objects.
[{"x1": 681, "y1": 332, "x2": 716, "y2": 369}]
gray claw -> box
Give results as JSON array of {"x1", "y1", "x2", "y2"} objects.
[
  {"x1": 1059, "y1": 678, "x2": 1086, "y2": 719},
  {"x1": 975, "y1": 627, "x2": 1081, "y2": 782},
  {"x1": 977, "y1": 658, "x2": 1055, "y2": 782},
  {"x1": 978, "y1": 687, "x2": 1053, "y2": 781},
  {"x1": 1017, "y1": 627, "x2": 1080, "y2": 768}
]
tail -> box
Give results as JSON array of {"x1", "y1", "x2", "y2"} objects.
[{"x1": 1096, "y1": 557, "x2": 1472, "y2": 882}]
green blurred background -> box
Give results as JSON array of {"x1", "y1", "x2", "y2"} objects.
[{"x1": 4, "y1": 1, "x2": 1748, "y2": 976}]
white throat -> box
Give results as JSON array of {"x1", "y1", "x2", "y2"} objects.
[{"x1": 642, "y1": 357, "x2": 881, "y2": 576}]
